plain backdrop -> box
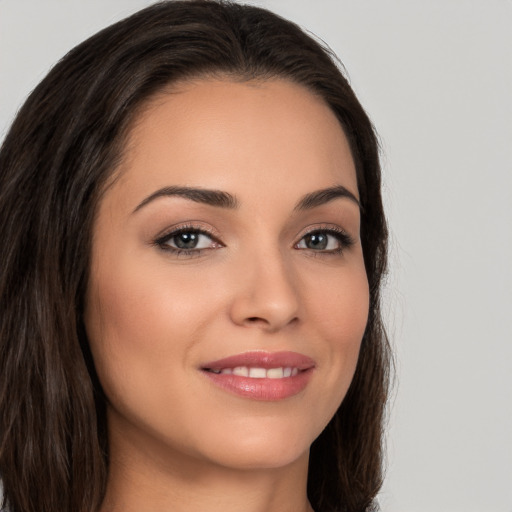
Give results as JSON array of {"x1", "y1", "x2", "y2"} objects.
[{"x1": 1, "y1": 1, "x2": 511, "y2": 511}]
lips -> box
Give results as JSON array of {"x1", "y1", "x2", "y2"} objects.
[{"x1": 201, "y1": 351, "x2": 315, "y2": 401}]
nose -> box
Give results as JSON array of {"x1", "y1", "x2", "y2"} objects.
[{"x1": 228, "y1": 250, "x2": 300, "y2": 332}]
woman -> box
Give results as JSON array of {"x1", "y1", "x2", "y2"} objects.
[{"x1": 0, "y1": 1, "x2": 390, "y2": 511}]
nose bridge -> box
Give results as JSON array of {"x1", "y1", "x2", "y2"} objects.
[{"x1": 229, "y1": 241, "x2": 300, "y2": 331}]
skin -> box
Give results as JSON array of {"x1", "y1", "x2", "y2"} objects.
[{"x1": 84, "y1": 78, "x2": 369, "y2": 512}]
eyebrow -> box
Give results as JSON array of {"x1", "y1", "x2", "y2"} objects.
[
  {"x1": 132, "y1": 184, "x2": 360, "y2": 214},
  {"x1": 132, "y1": 186, "x2": 239, "y2": 213},
  {"x1": 294, "y1": 185, "x2": 361, "y2": 211}
]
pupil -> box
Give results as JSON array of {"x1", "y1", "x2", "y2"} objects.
[
  {"x1": 306, "y1": 233, "x2": 327, "y2": 250},
  {"x1": 174, "y1": 232, "x2": 198, "y2": 249}
]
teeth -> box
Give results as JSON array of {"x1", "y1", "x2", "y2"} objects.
[
  {"x1": 266, "y1": 367, "x2": 284, "y2": 379},
  {"x1": 210, "y1": 366, "x2": 300, "y2": 379},
  {"x1": 249, "y1": 367, "x2": 267, "y2": 378},
  {"x1": 233, "y1": 366, "x2": 249, "y2": 377}
]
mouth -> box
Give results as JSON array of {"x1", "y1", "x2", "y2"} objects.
[
  {"x1": 200, "y1": 351, "x2": 315, "y2": 401},
  {"x1": 204, "y1": 366, "x2": 300, "y2": 378}
]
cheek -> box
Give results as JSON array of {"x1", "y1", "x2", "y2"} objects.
[
  {"x1": 84, "y1": 260, "x2": 210, "y2": 371},
  {"x1": 300, "y1": 258, "x2": 369, "y2": 419},
  {"x1": 305, "y1": 255, "x2": 369, "y2": 350},
  {"x1": 83, "y1": 249, "x2": 239, "y2": 419},
  {"x1": 82, "y1": 258, "x2": 161, "y2": 388},
  {"x1": 86, "y1": 249, "x2": 223, "y2": 340},
  {"x1": 83, "y1": 256, "x2": 227, "y2": 451}
]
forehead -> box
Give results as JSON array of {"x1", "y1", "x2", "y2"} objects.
[{"x1": 111, "y1": 78, "x2": 358, "y2": 209}]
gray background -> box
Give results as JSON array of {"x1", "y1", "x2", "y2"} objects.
[{"x1": 1, "y1": 1, "x2": 511, "y2": 511}]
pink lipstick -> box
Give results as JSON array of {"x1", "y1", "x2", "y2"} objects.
[{"x1": 200, "y1": 351, "x2": 315, "y2": 401}]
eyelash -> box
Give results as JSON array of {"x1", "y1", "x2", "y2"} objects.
[
  {"x1": 154, "y1": 224, "x2": 222, "y2": 257},
  {"x1": 295, "y1": 226, "x2": 355, "y2": 256},
  {"x1": 153, "y1": 224, "x2": 355, "y2": 257}
]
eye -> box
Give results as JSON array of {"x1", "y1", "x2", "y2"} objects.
[
  {"x1": 154, "y1": 226, "x2": 222, "y2": 255},
  {"x1": 167, "y1": 231, "x2": 212, "y2": 250},
  {"x1": 295, "y1": 228, "x2": 354, "y2": 254}
]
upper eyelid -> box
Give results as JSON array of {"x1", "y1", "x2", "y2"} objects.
[
  {"x1": 154, "y1": 223, "x2": 221, "y2": 243},
  {"x1": 294, "y1": 223, "x2": 353, "y2": 240}
]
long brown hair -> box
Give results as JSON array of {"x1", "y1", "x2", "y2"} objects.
[{"x1": 0, "y1": 2, "x2": 390, "y2": 511}]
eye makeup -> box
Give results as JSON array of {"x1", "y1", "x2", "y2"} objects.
[
  {"x1": 152, "y1": 221, "x2": 355, "y2": 259},
  {"x1": 153, "y1": 223, "x2": 223, "y2": 257},
  {"x1": 294, "y1": 225, "x2": 355, "y2": 256}
]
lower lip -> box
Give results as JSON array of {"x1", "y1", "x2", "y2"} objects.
[{"x1": 202, "y1": 369, "x2": 313, "y2": 401}]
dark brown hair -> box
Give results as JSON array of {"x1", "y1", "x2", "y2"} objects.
[{"x1": 0, "y1": 2, "x2": 390, "y2": 511}]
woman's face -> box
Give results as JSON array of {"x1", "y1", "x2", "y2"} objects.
[{"x1": 85, "y1": 78, "x2": 369, "y2": 472}]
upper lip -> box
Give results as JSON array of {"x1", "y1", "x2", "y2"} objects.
[{"x1": 201, "y1": 351, "x2": 316, "y2": 371}]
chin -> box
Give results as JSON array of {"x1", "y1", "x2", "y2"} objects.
[
  {"x1": 188, "y1": 415, "x2": 324, "y2": 471},
  {"x1": 204, "y1": 440, "x2": 310, "y2": 471}
]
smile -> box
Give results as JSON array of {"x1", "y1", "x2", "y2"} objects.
[
  {"x1": 206, "y1": 366, "x2": 300, "y2": 378},
  {"x1": 201, "y1": 351, "x2": 315, "y2": 400}
]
